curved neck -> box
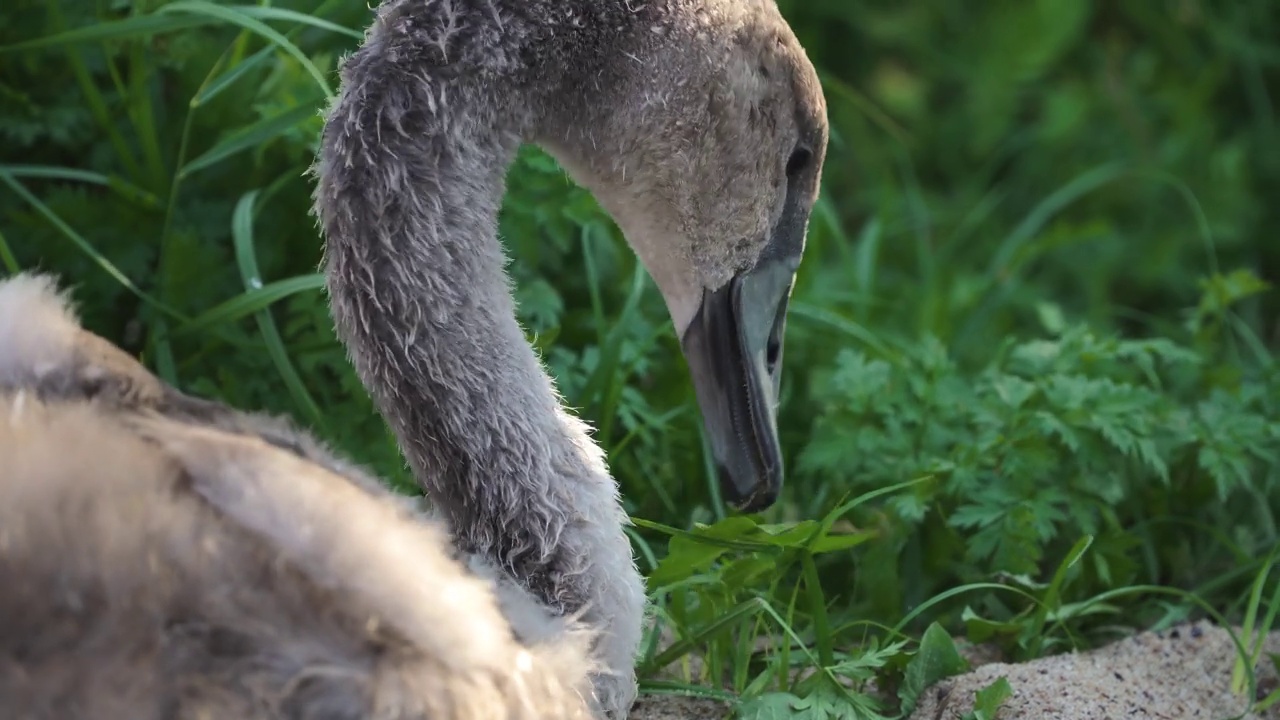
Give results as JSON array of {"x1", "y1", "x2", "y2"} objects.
[{"x1": 313, "y1": 0, "x2": 644, "y2": 644}]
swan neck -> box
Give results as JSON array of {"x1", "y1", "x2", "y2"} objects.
[
  {"x1": 313, "y1": 4, "x2": 647, "y2": 697},
  {"x1": 313, "y1": 0, "x2": 631, "y2": 604}
]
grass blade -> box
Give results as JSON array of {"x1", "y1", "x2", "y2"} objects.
[
  {"x1": 801, "y1": 552, "x2": 834, "y2": 667},
  {"x1": 176, "y1": 274, "x2": 326, "y2": 337},
  {"x1": 0, "y1": 169, "x2": 181, "y2": 319},
  {"x1": 0, "y1": 230, "x2": 20, "y2": 275},
  {"x1": 125, "y1": 34, "x2": 168, "y2": 191},
  {"x1": 0, "y1": 14, "x2": 210, "y2": 51},
  {"x1": 157, "y1": 1, "x2": 333, "y2": 97},
  {"x1": 44, "y1": 1, "x2": 147, "y2": 183},
  {"x1": 1027, "y1": 535, "x2": 1093, "y2": 657},
  {"x1": 789, "y1": 302, "x2": 896, "y2": 358},
  {"x1": 989, "y1": 162, "x2": 1129, "y2": 274},
  {"x1": 192, "y1": 44, "x2": 274, "y2": 107},
  {"x1": 0, "y1": 164, "x2": 161, "y2": 209},
  {"x1": 180, "y1": 104, "x2": 317, "y2": 177},
  {"x1": 636, "y1": 680, "x2": 739, "y2": 704},
  {"x1": 229, "y1": 6, "x2": 362, "y2": 39},
  {"x1": 892, "y1": 583, "x2": 1041, "y2": 635},
  {"x1": 230, "y1": 191, "x2": 327, "y2": 431},
  {"x1": 642, "y1": 597, "x2": 771, "y2": 673}
]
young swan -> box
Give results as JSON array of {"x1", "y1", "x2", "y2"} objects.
[
  {"x1": 0, "y1": 273, "x2": 599, "y2": 719},
  {"x1": 315, "y1": 0, "x2": 827, "y2": 714}
]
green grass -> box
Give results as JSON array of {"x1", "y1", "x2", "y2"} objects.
[{"x1": 2, "y1": 0, "x2": 1278, "y2": 717}]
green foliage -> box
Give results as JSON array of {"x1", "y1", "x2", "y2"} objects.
[
  {"x1": 803, "y1": 314, "x2": 1278, "y2": 585},
  {"x1": 3, "y1": 0, "x2": 1279, "y2": 717},
  {"x1": 962, "y1": 677, "x2": 1013, "y2": 720},
  {"x1": 897, "y1": 624, "x2": 969, "y2": 716}
]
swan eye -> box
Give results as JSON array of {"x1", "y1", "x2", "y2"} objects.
[{"x1": 785, "y1": 146, "x2": 812, "y2": 180}]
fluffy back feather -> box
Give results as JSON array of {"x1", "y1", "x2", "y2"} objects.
[
  {"x1": 0, "y1": 273, "x2": 599, "y2": 719},
  {"x1": 0, "y1": 272, "x2": 80, "y2": 387}
]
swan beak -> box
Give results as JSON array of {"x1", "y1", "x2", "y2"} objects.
[{"x1": 680, "y1": 256, "x2": 797, "y2": 512}]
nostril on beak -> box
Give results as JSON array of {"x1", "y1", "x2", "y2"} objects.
[{"x1": 765, "y1": 336, "x2": 781, "y2": 374}]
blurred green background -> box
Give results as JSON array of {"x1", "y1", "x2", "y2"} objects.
[{"x1": 2, "y1": 0, "x2": 1278, "y2": 706}]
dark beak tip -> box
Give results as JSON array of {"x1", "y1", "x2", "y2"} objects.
[
  {"x1": 717, "y1": 463, "x2": 782, "y2": 513},
  {"x1": 737, "y1": 488, "x2": 779, "y2": 514}
]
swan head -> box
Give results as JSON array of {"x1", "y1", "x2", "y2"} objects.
[{"x1": 538, "y1": 0, "x2": 828, "y2": 512}]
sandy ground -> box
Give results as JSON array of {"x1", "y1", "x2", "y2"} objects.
[
  {"x1": 627, "y1": 620, "x2": 1280, "y2": 720},
  {"x1": 909, "y1": 620, "x2": 1280, "y2": 720}
]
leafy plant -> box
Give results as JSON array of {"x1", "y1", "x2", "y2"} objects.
[
  {"x1": 800, "y1": 291, "x2": 1278, "y2": 649},
  {"x1": 3, "y1": 0, "x2": 1278, "y2": 717}
]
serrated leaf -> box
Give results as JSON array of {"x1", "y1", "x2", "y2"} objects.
[
  {"x1": 737, "y1": 692, "x2": 803, "y2": 720},
  {"x1": 791, "y1": 681, "x2": 891, "y2": 720},
  {"x1": 830, "y1": 639, "x2": 909, "y2": 682},
  {"x1": 992, "y1": 374, "x2": 1036, "y2": 409}
]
